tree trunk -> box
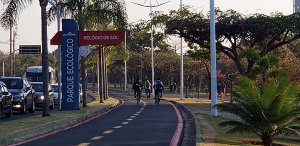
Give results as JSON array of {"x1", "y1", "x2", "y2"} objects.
[
  {"x1": 99, "y1": 46, "x2": 103, "y2": 103},
  {"x1": 81, "y1": 57, "x2": 87, "y2": 107},
  {"x1": 261, "y1": 134, "x2": 273, "y2": 146},
  {"x1": 92, "y1": 64, "x2": 95, "y2": 93},
  {"x1": 39, "y1": 0, "x2": 50, "y2": 117}
]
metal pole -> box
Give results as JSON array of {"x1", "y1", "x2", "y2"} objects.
[
  {"x1": 124, "y1": 32, "x2": 127, "y2": 91},
  {"x1": 57, "y1": 4, "x2": 62, "y2": 110},
  {"x1": 150, "y1": 0, "x2": 155, "y2": 96},
  {"x1": 180, "y1": 0, "x2": 184, "y2": 100},
  {"x1": 293, "y1": 0, "x2": 295, "y2": 13},
  {"x1": 210, "y1": 0, "x2": 218, "y2": 116},
  {"x1": 9, "y1": 26, "x2": 12, "y2": 76},
  {"x1": 2, "y1": 62, "x2": 4, "y2": 76},
  {"x1": 13, "y1": 31, "x2": 16, "y2": 77},
  {"x1": 48, "y1": 0, "x2": 62, "y2": 109}
]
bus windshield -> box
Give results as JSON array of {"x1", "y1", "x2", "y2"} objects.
[{"x1": 26, "y1": 72, "x2": 51, "y2": 82}]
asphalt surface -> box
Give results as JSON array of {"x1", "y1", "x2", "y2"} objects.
[{"x1": 17, "y1": 90, "x2": 179, "y2": 146}]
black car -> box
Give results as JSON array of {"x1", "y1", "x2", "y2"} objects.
[
  {"x1": 0, "y1": 81, "x2": 13, "y2": 118},
  {"x1": 0, "y1": 77, "x2": 35, "y2": 114},
  {"x1": 31, "y1": 82, "x2": 55, "y2": 110}
]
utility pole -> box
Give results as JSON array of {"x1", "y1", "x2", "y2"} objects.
[
  {"x1": 179, "y1": 0, "x2": 184, "y2": 100},
  {"x1": 210, "y1": 0, "x2": 218, "y2": 116},
  {"x1": 13, "y1": 31, "x2": 17, "y2": 76},
  {"x1": 48, "y1": 0, "x2": 61, "y2": 109},
  {"x1": 124, "y1": 32, "x2": 127, "y2": 91},
  {"x1": 133, "y1": 0, "x2": 169, "y2": 96},
  {"x1": 9, "y1": 25, "x2": 13, "y2": 76}
]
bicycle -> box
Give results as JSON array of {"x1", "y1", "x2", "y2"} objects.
[
  {"x1": 136, "y1": 91, "x2": 141, "y2": 104},
  {"x1": 145, "y1": 89, "x2": 150, "y2": 100},
  {"x1": 155, "y1": 90, "x2": 162, "y2": 105}
]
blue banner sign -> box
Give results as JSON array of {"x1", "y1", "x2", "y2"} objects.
[{"x1": 61, "y1": 19, "x2": 80, "y2": 110}]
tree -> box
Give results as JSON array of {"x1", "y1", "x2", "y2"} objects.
[
  {"x1": 1, "y1": 0, "x2": 51, "y2": 116},
  {"x1": 48, "y1": 0, "x2": 127, "y2": 106},
  {"x1": 216, "y1": 76, "x2": 300, "y2": 146},
  {"x1": 153, "y1": 8, "x2": 300, "y2": 75},
  {"x1": 126, "y1": 21, "x2": 171, "y2": 53}
]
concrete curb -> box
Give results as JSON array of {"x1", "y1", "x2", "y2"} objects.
[
  {"x1": 169, "y1": 102, "x2": 184, "y2": 146},
  {"x1": 3, "y1": 98, "x2": 122, "y2": 146},
  {"x1": 165, "y1": 99, "x2": 198, "y2": 146}
]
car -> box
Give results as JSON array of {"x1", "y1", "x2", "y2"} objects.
[
  {"x1": 0, "y1": 77, "x2": 35, "y2": 114},
  {"x1": 51, "y1": 83, "x2": 61, "y2": 106},
  {"x1": 31, "y1": 82, "x2": 55, "y2": 110},
  {"x1": 0, "y1": 81, "x2": 13, "y2": 118}
]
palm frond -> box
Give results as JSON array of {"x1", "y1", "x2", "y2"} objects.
[{"x1": 0, "y1": 0, "x2": 32, "y2": 29}]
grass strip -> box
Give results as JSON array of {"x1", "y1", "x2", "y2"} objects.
[{"x1": 0, "y1": 97, "x2": 119, "y2": 146}]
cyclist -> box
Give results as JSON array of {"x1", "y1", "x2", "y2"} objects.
[
  {"x1": 144, "y1": 80, "x2": 151, "y2": 99},
  {"x1": 153, "y1": 78, "x2": 164, "y2": 104},
  {"x1": 132, "y1": 78, "x2": 143, "y2": 102}
]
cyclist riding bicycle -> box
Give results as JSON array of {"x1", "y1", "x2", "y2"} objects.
[
  {"x1": 132, "y1": 78, "x2": 143, "y2": 101},
  {"x1": 153, "y1": 78, "x2": 164, "y2": 104},
  {"x1": 144, "y1": 80, "x2": 151, "y2": 99}
]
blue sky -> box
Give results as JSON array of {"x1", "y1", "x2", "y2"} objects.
[{"x1": 0, "y1": 0, "x2": 293, "y2": 53}]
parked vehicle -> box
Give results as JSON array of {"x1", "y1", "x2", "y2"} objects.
[
  {"x1": 51, "y1": 83, "x2": 61, "y2": 106},
  {"x1": 23, "y1": 66, "x2": 56, "y2": 84},
  {"x1": 31, "y1": 82, "x2": 54, "y2": 110},
  {"x1": 0, "y1": 81, "x2": 13, "y2": 118},
  {"x1": 0, "y1": 77, "x2": 35, "y2": 114}
]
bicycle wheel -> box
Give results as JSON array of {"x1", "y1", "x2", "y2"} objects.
[
  {"x1": 136, "y1": 92, "x2": 141, "y2": 104},
  {"x1": 157, "y1": 92, "x2": 161, "y2": 105}
]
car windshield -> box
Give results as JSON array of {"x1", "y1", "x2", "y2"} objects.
[
  {"x1": 0, "y1": 79, "x2": 23, "y2": 89},
  {"x1": 32, "y1": 84, "x2": 43, "y2": 92},
  {"x1": 51, "y1": 85, "x2": 58, "y2": 92}
]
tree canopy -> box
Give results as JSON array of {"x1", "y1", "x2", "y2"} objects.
[{"x1": 153, "y1": 8, "x2": 300, "y2": 75}]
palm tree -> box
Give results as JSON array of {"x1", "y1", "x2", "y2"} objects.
[
  {"x1": 216, "y1": 76, "x2": 300, "y2": 146},
  {"x1": 48, "y1": 0, "x2": 126, "y2": 106},
  {"x1": 1, "y1": 0, "x2": 51, "y2": 116}
]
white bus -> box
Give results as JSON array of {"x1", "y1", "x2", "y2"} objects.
[{"x1": 23, "y1": 66, "x2": 56, "y2": 84}]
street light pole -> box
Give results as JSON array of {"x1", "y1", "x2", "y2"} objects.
[
  {"x1": 179, "y1": 0, "x2": 184, "y2": 100},
  {"x1": 124, "y1": 32, "x2": 127, "y2": 91},
  {"x1": 210, "y1": 0, "x2": 218, "y2": 116},
  {"x1": 150, "y1": 1, "x2": 155, "y2": 96},
  {"x1": 132, "y1": 0, "x2": 169, "y2": 97},
  {"x1": 48, "y1": 0, "x2": 61, "y2": 109}
]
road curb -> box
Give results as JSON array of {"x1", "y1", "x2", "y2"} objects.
[
  {"x1": 165, "y1": 99, "x2": 198, "y2": 146},
  {"x1": 5, "y1": 98, "x2": 123, "y2": 146},
  {"x1": 169, "y1": 101, "x2": 184, "y2": 146}
]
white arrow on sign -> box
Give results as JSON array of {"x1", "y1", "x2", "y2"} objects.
[{"x1": 79, "y1": 46, "x2": 91, "y2": 57}]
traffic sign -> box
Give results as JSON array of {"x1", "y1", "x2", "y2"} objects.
[
  {"x1": 79, "y1": 46, "x2": 91, "y2": 57},
  {"x1": 50, "y1": 31, "x2": 125, "y2": 45},
  {"x1": 19, "y1": 45, "x2": 41, "y2": 54}
]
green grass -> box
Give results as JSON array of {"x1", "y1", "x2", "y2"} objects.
[
  {"x1": 0, "y1": 95, "x2": 118, "y2": 145},
  {"x1": 165, "y1": 96, "x2": 300, "y2": 146}
]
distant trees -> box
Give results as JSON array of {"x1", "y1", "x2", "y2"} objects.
[{"x1": 153, "y1": 8, "x2": 300, "y2": 76}]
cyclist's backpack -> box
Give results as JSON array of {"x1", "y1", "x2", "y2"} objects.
[{"x1": 156, "y1": 81, "x2": 163, "y2": 89}]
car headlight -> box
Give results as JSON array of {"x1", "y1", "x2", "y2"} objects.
[{"x1": 40, "y1": 95, "x2": 45, "y2": 100}]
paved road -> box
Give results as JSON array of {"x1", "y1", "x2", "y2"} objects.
[{"x1": 17, "y1": 90, "x2": 179, "y2": 146}]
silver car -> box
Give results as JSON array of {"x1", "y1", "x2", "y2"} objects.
[{"x1": 31, "y1": 82, "x2": 55, "y2": 110}]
